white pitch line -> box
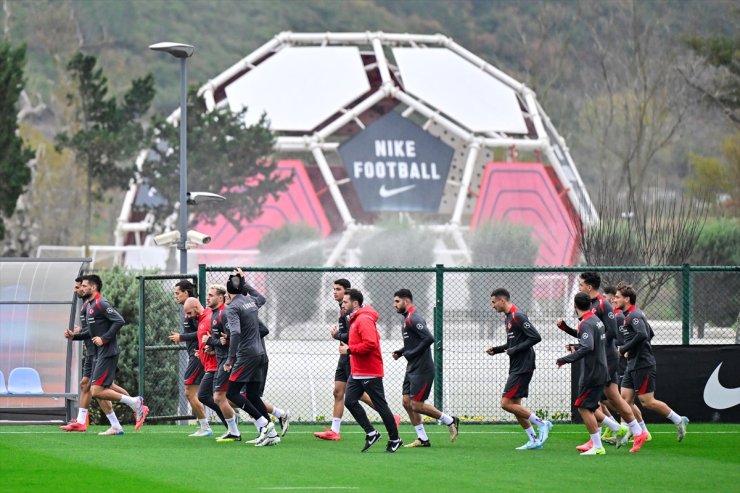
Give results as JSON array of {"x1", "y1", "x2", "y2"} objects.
[{"x1": 259, "y1": 488, "x2": 359, "y2": 491}]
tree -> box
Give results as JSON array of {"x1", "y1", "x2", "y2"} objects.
[
  {"x1": 56, "y1": 52, "x2": 155, "y2": 252},
  {"x1": 0, "y1": 41, "x2": 34, "y2": 241},
  {"x1": 573, "y1": 1, "x2": 696, "y2": 198},
  {"x1": 685, "y1": 132, "x2": 740, "y2": 214},
  {"x1": 578, "y1": 184, "x2": 708, "y2": 309},
  {"x1": 681, "y1": 31, "x2": 740, "y2": 127},
  {"x1": 141, "y1": 97, "x2": 292, "y2": 231}
]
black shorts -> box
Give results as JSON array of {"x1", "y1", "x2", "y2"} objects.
[
  {"x1": 575, "y1": 385, "x2": 604, "y2": 411},
  {"x1": 229, "y1": 354, "x2": 265, "y2": 384},
  {"x1": 622, "y1": 366, "x2": 657, "y2": 395},
  {"x1": 334, "y1": 355, "x2": 351, "y2": 383},
  {"x1": 503, "y1": 372, "x2": 533, "y2": 399},
  {"x1": 403, "y1": 371, "x2": 434, "y2": 402},
  {"x1": 82, "y1": 353, "x2": 95, "y2": 379},
  {"x1": 184, "y1": 354, "x2": 204, "y2": 386},
  {"x1": 214, "y1": 362, "x2": 230, "y2": 393},
  {"x1": 91, "y1": 355, "x2": 118, "y2": 388}
]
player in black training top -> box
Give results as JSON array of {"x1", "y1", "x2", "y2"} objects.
[
  {"x1": 314, "y1": 278, "x2": 377, "y2": 441},
  {"x1": 485, "y1": 288, "x2": 552, "y2": 450},
  {"x1": 66, "y1": 274, "x2": 147, "y2": 433},
  {"x1": 168, "y1": 279, "x2": 208, "y2": 435},
  {"x1": 557, "y1": 292, "x2": 610, "y2": 455},
  {"x1": 391, "y1": 289, "x2": 459, "y2": 448},
  {"x1": 614, "y1": 282, "x2": 689, "y2": 444},
  {"x1": 557, "y1": 272, "x2": 643, "y2": 452}
]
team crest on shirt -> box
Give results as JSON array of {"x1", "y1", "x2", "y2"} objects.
[
  {"x1": 89, "y1": 308, "x2": 94, "y2": 314},
  {"x1": 507, "y1": 323, "x2": 512, "y2": 329},
  {"x1": 213, "y1": 319, "x2": 218, "y2": 326}
]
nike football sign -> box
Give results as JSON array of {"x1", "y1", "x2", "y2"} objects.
[
  {"x1": 704, "y1": 362, "x2": 740, "y2": 410},
  {"x1": 339, "y1": 111, "x2": 454, "y2": 212}
]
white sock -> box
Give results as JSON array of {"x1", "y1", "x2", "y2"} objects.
[
  {"x1": 226, "y1": 417, "x2": 240, "y2": 436},
  {"x1": 253, "y1": 421, "x2": 261, "y2": 431},
  {"x1": 271, "y1": 407, "x2": 284, "y2": 418},
  {"x1": 627, "y1": 419, "x2": 642, "y2": 436},
  {"x1": 590, "y1": 431, "x2": 603, "y2": 449},
  {"x1": 255, "y1": 416, "x2": 269, "y2": 429},
  {"x1": 666, "y1": 410, "x2": 682, "y2": 425},
  {"x1": 198, "y1": 418, "x2": 211, "y2": 431},
  {"x1": 76, "y1": 408, "x2": 88, "y2": 424},
  {"x1": 367, "y1": 429, "x2": 378, "y2": 437},
  {"x1": 106, "y1": 412, "x2": 121, "y2": 429},
  {"x1": 439, "y1": 413, "x2": 454, "y2": 425},
  {"x1": 331, "y1": 417, "x2": 342, "y2": 433},
  {"x1": 524, "y1": 426, "x2": 537, "y2": 441},
  {"x1": 602, "y1": 416, "x2": 621, "y2": 432},
  {"x1": 528, "y1": 413, "x2": 545, "y2": 427},
  {"x1": 119, "y1": 395, "x2": 137, "y2": 409},
  {"x1": 415, "y1": 424, "x2": 429, "y2": 441},
  {"x1": 639, "y1": 420, "x2": 649, "y2": 432}
]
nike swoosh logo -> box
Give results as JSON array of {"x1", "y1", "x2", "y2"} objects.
[
  {"x1": 703, "y1": 362, "x2": 740, "y2": 409},
  {"x1": 379, "y1": 184, "x2": 416, "y2": 198}
]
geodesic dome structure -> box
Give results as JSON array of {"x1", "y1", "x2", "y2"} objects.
[{"x1": 120, "y1": 32, "x2": 597, "y2": 267}]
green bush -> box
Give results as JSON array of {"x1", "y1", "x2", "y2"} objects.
[
  {"x1": 467, "y1": 221, "x2": 538, "y2": 338},
  {"x1": 690, "y1": 218, "x2": 740, "y2": 338},
  {"x1": 259, "y1": 223, "x2": 323, "y2": 339}
]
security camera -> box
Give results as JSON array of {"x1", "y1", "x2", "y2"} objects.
[
  {"x1": 186, "y1": 230, "x2": 211, "y2": 246},
  {"x1": 153, "y1": 230, "x2": 180, "y2": 246},
  {"x1": 187, "y1": 191, "x2": 227, "y2": 205}
]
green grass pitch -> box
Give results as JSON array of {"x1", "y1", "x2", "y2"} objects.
[{"x1": 1, "y1": 423, "x2": 739, "y2": 492}]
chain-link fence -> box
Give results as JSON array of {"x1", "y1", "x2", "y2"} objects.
[
  {"x1": 137, "y1": 274, "x2": 198, "y2": 421},
  {"x1": 139, "y1": 265, "x2": 738, "y2": 423}
]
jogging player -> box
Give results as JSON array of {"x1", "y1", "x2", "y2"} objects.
[
  {"x1": 65, "y1": 275, "x2": 147, "y2": 433},
  {"x1": 557, "y1": 272, "x2": 643, "y2": 451},
  {"x1": 392, "y1": 289, "x2": 459, "y2": 448},
  {"x1": 614, "y1": 282, "x2": 689, "y2": 443},
  {"x1": 557, "y1": 293, "x2": 610, "y2": 455},
  {"x1": 339, "y1": 288, "x2": 402, "y2": 453},
  {"x1": 168, "y1": 280, "x2": 208, "y2": 433},
  {"x1": 485, "y1": 288, "x2": 552, "y2": 450},
  {"x1": 62, "y1": 277, "x2": 131, "y2": 434},
  {"x1": 315, "y1": 278, "x2": 379, "y2": 441}
]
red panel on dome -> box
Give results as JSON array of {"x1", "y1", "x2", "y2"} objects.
[
  {"x1": 192, "y1": 160, "x2": 331, "y2": 257},
  {"x1": 470, "y1": 162, "x2": 578, "y2": 266}
]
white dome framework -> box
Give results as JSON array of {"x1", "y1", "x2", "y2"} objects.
[{"x1": 119, "y1": 32, "x2": 597, "y2": 267}]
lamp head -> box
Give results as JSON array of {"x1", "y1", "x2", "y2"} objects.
[{"x1": 149, "y1": 42, "x2": 195, "y2": 59}]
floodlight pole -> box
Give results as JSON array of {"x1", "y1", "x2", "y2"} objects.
[{"x1": 149, "y1": 42, "x2": 195, "y2": 274}]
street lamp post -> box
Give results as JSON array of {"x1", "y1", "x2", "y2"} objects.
[{"x1": 149, "y1": 42, "x2": 195, "y2": 274}]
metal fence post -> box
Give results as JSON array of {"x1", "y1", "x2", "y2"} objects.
[
  {"x1": 682, "y1": 263, "x2": 692, "y2": 345},
  {"x1": 138, "y1": 275, "x2": 146, "y2": 397},
  {"x1": 198, "y1": 264, "x2": 206, "y2": 304},
  {"x1": 434, "y1": 263, "x2": 444, "y2": 410}
]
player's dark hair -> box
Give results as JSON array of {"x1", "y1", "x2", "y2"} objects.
[
  {"x1": 75, "y1": 276, "x2": 83, "y2": 283},
  {"x1": 176, "y1": 279, "x2": 196, "y2": 297},
  {"x1": 603, "y1": 285, "x2": 616, "y2": 296},
  {"x1": 394, "y1": 288, "x2": 413, "y2": 301},
  {"x1": 574, "y1": 292, "x2": 591, "y2": 311},
  {"x1": 580, "y1": 271, "x2": 601, "y2": 290},
  {"x1": 346, "y1": 288, "x2": 364, "y2": 306},
  {"x1": 490, "y1": 288, "x2": 510, "y2": 300},
  {"x1": 334, "y1": 278, "x2": 351, "y2": 289},
  {"x1": 83, "y1": 274, "x2": 103, "y2": 292},
  {"x1": 616, "y1": 282, "x2": 637, "y2": 304}
]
